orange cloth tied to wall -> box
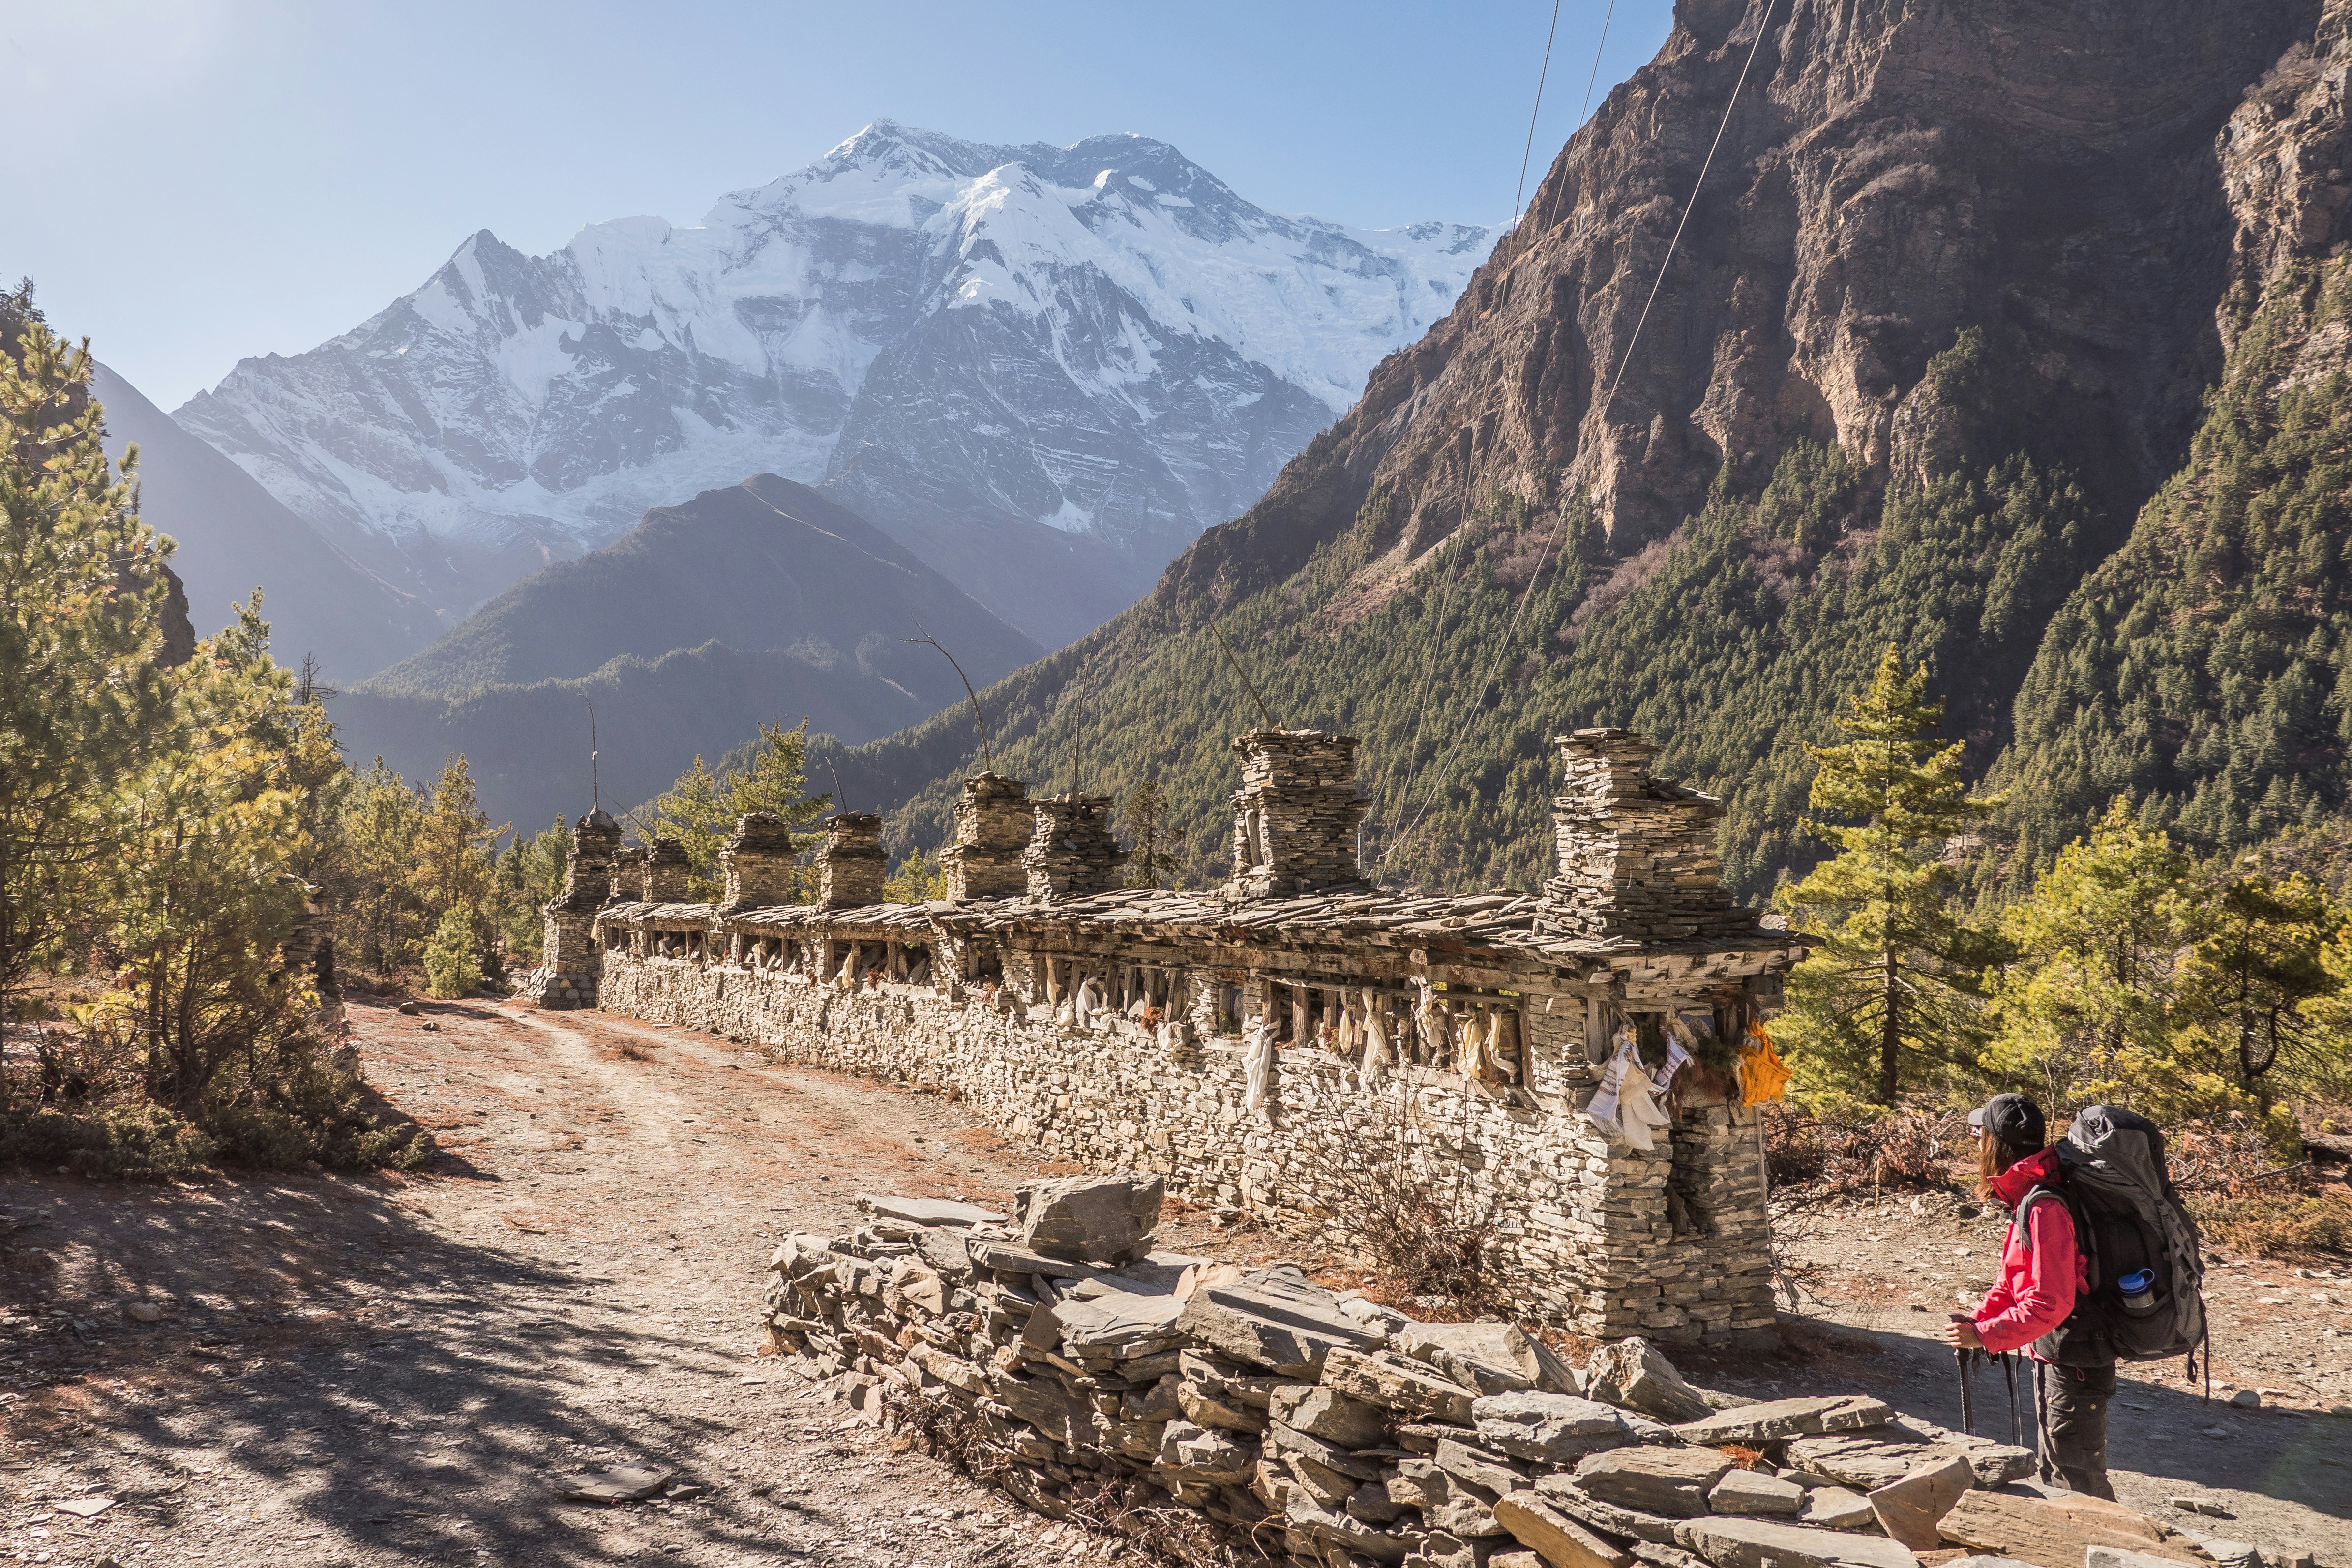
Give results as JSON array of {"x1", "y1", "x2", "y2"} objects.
[{"x1": 1737, "y1": 1020, "x2": 1791, "y2": 1106}]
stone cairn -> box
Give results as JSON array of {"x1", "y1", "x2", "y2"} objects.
[
  {"x1": 762, "y1": 1178, "x2": 2131, "y2": 1568},
  {"x1": 1023, "y1": 793, "x2": 1127, "y2": 903},
  {"x1": 942, "y1": 772, "x2": 1033, "y2": 902},
  {"x1": 530, "y1": 808, "x2": 619, "y2": 1008},
  {"x1": 1539, "y1": 731, "x2": 1764, "y2": 945},
  {"x1": 642, "y1": 835, "x2": 692, "y2": 903},
  {"x1": 719, "y1": 810, "x2": 800, "y2": 912},
  {"x1": 814, "y1": 813, "x2": 887, "y2": 910},
  {"x1": 1226, "y1": 729, "x2": 1369, "y2": 901}
]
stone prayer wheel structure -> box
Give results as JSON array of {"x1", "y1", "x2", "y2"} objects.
[{"x1": 567, "y1": 727, "x2": 1805, "y2": 1341}]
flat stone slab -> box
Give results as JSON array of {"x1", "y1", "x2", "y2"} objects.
[
  {"x1": 1935, "y1": 1492, "x2": 2205, "y2": 1568},
  {"x1": 1571, "y1": 1446, "x2": 1731, "y2": 1518},
  {"x1": 1474, "y1": 1391, "x2": 1634, "y2": 1464},
  {"x1": 1584, "y1": 1336, "x2": 1712, "y2": 1423},
  {"x1": 1399, "y1": 1320, "x2": 1577, "y2": 1396},
  {"x1": 1786, "y1": 1424, "x2": 2033, "y2": 1491},
  {"x1": 1671, "y1": 1395, "x2": 1893, "y2": 1445},
  {"x1": 1177, "y1": 1271, "x2": 1385, "y2": 1378},
  {"x1": 967, "y1": 1237, "x2": 1109, "y2": 1281},
  {"x1": 1709, "y1": 1468, "x2": 1808, "y2": 1517},
  {"x1": 1046, "y1": 1287, "x2": 1188, "y2": 1357},
  {"x1": 1533, "y1": 1477, "x2": 1685, "y2": 1545},
  {"x1": 1800, "y1": 1486, "x2": 1878, "y2": 1532},
  {"x1": 855, "y1": 1194, "x2": 1004, "y2": 1228},
  {"x1": 559, "y1": 1465, "x2": 673, "y2": 1503},
  {"x1": 1674, "y1": 1514, "x2": 1923, "y2": 1568},
  {"x1": 1494, "y1": 1492, "x2": 1635, "y2": 1568}
]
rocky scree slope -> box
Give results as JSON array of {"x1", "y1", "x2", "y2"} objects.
[
  {"x1": 173, "y1": 122, "x2": 1497, "y2": 651},
  {"x1": 338, "y1": 474, "x2": 1039, "y2": 830},
  {"x1": 807, "y1": 0, "x2": 2349, "y2": 897}
]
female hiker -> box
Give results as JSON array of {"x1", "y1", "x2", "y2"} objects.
[{"x1": 1941, "y1": 1093, "x2": 2116, "y2": 1500}]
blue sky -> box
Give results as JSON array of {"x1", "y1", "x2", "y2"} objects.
[{"x1": 7, "y1": 0, "x2": 1671, "y2": 408}]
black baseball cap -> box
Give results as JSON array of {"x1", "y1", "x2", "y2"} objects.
[{"x1": 1969, "y1": 1093, "x2": 2046, "y2": 1149}]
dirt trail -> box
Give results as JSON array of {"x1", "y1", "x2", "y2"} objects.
[
  {"x1": 2, "y1": 998, "x2": 2346, "y2": 1566},
  {"x1": 0, "y1": 997, "x2": 1093, "y2": 1568}
]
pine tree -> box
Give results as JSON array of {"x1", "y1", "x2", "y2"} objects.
[
  {"x1": 2181, "y1": 865, "x2": 2340, "y2": 1106},
  {"x1": 0, "y1": 286, "x2": 174, "y2": 1034},
  {"x1": 411, "y1": 755, "x2": 503, "y2": 926},
  {"x1": 89, "y1": 596, "x2": 310, "y2": 1113},
  {"x1": 1120, "y1": 778, "x2": 1183, "y2": 889},
  {"x1": 882, "y1": 847, "x2": 949, "y2": 904},
  {"x1": 1776, "y1": 646, "x2": 1997, "y2": 1103},
  {"x1": 645, "y1": 723, "x2": 829, "y2": 902},
  {"x1": 645, "y1": 755, "x2": 730, "y2": 901},
  {"x1": 1987, "y1": 801, "x2": 2198, "y2": 1109},
  {"x1": 422, "y1": 905, "x2": 483, "y2": 999},
  {"x1": 335, "y1": 760, "x2": 426, "y2": 974}
]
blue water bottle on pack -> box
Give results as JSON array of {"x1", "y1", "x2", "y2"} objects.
[{"x1": 2117, "y1": 1268, "x2": 2156, "y2": 1312}]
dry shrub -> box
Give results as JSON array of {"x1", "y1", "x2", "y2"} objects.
[
  {"x1": 1288, "y1": 1089, "x2": 1504, "y2": 1316},
  {"x1": 614, "y1": 1040, "x2": 655, "y2": 1063},
  {"x1": 1764, "y1": 1102, "x2": 1960, "y2": 1194},
  {"x1": 2190, "y1": 1188, "x2": 2352, "y2": 1262}
]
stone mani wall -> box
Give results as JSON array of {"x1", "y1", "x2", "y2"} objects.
[
  {"x1": 577, "y1": 725, "x2": 1800, "y2": 1342},
  {"x1": 595, "y1": 949, "x2": 1775, "y2": 1342}
]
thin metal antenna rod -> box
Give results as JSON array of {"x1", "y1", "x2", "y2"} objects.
[
  {"x1": 1209, "y1": 621, "x2": 1277, "y2": 730},
  {"x1": 827, "y1": 759, "x2": 848, "y2": 817},
  {"x1": 904, "y1": 621, "x2": 996, "y2": 773},
  {"x1": 1072, "y1": 707, "x2": 1083, "y2": 798},
  {"x1": 587, "y1": 701, "x2": 600, "y2": 813}
]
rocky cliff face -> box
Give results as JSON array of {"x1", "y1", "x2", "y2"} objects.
[
  {"x1": 814, "y1": 0, "x2": 2352, "y2": 895},
  {"x1": 1170, "y1": 0, "x2": 2320, "y2": 611},
  {"x1": 173, "y1": 123, "x2": 1495, "y2": 651}
]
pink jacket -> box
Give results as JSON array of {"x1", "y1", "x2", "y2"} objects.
[{"x1": 1971, "y1": 1146, "x2": 2086, "y2": 1357}]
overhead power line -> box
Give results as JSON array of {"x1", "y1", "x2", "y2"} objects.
[{"x1": 1378, "y1": 0, "x2": 1782, "y2": 873}]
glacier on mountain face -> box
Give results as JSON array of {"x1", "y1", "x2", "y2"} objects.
[{"x1": 172, "y1": 121, "x2": 1497, "y2": 631}]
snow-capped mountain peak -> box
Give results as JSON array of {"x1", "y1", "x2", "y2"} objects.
[{"x1": 173, "y1": 123, "x2": 1499, "y2": 647}]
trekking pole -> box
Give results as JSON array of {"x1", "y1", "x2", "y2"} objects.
[
  {"x1": 2000, "y1": 1351, "x2": 2021, "y2": 1447},
  {"x1": 1955, "y1": 1347, "x2": 1976, "y2": 1436}
]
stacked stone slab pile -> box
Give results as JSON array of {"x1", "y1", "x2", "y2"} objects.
[
  {"x1": 943, "y1": 773, "x2": 1033, "y2": 902},
  {"x1": 642, "y1": 835, "x2": 692, "y2": 902},
  {"x1": 759, "y1": 1179, "x2": 2208, "y2": 1568},
  {"x1": 1024, "y1": 794, "x2": 1127, "y2": 903},
  {"x1": 719, "y1": 810, "x2": 800, "y2": 911},
  {"x1": 814, "y1": 812, "x2": 887, "y2": 909},
  {"x1": 1540, "y1": 731, "x2": 1763, "y2": 945},
  {"x1": 1228, "y1": 730, "x2": 1370, "y2": 900}
]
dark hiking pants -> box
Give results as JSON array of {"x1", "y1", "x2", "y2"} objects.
[{"x1": 2036, "y1": 1358, "x2": 2117, "y2": 1499}]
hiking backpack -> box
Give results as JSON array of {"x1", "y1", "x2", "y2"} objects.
[{"x1": 2019, "y1": 1105, "x2": 2209, "y2": 1374}]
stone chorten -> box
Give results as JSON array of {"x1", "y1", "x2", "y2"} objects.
[
  {"x1": 642, "y1": 836, "x2": 693, "y2": 903},
  {"x1": 1225, "y1": 729, "x2": 1369, "y2": 901},
  {"x1": 814, "y1": 813, "x2": 887, "y2": 910},
  {"x1": 535, "y1": 808, "x2": 620, "y2": 1008},
  {"x1": 1537, "y1": 728, "x2": 1761, "y2": 944},
  {"x1": 608, "y1": 845, "x2": 646, "y2": 905},
  {"x1": 1023, "y1": 794, "x2": 1127, "y2": 903},
  {"x1": 940, "y1": 772, "x2": 1031, "y2": 903},
  {"x1": 720, "y1": 811, "x2": 800, "y2": 912}
]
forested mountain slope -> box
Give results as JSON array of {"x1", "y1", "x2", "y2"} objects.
[
  {"x1": 807, "y1": 0, "x2": 2351, "y2": 898},
  {"x1": 344, "y1": 475, "x2": 1038, "y2": 828}
]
